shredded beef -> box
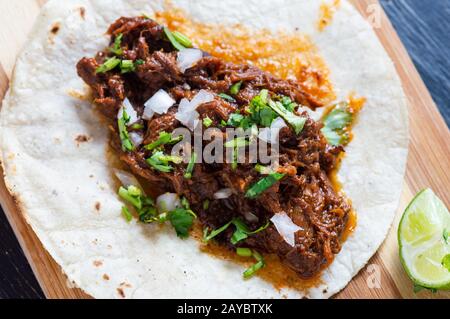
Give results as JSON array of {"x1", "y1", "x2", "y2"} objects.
[{"x1": 76, "y1": 16, "x2": 351, "y2": 279}]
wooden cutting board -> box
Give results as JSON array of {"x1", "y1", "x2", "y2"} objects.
[{"x1": 0, "y1": 0, "x2": 448, "y2": 299}]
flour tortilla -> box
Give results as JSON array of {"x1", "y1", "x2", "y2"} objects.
[{"x1": 0, "y1": 0, "x2": 408, "y2": 298}]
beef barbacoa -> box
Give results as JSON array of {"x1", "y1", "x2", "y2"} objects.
[{"x1": 77, "y1": 16, "x2": 352, "y2": 279}]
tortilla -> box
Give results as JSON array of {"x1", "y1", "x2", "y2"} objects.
[{"x1": 0, "y1": 0, "x2": 408, "y2": 298}]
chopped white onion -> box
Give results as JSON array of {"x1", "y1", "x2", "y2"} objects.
[
  {"x1": 213, "y1": 188, "x2": 233, "y2": 199},
  {"x1": 113, "y1": 169, "x2": 142, "y2": 189},
  {"x1": 118, "y1": 98, "x2": 139, "y2": 125},
  {"x1": 175, "y1": 90, "x2": 214, "y2": 131},
  {"x1": 129, "y1": 132, "x2": 144, "y2": 146},
  {"x1": 244, "y1": 212, "x2": 259, "y2": 223},
  {"x1": 175, "y1": 110, "x2": 199, "y2": 131},
  {"x1": 156, "y1": 193, "x2": 181, "y2": 213},
  {"x1": 190, "y1": 89, "x2": 215, "y2": 108},
  {"x1": 143, "y1": 89, "x2": 175, "y2": 119},
  {"x1": 177, "y1": 48, "x2": 203, "y2": 73},
  {"x1": 270, "y1": 212, "x2": 302, "y2": 247}
]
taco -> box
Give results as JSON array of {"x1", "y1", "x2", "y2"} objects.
[{"x1": 0, "y1": 0, "x2": 408, "y2": 298}]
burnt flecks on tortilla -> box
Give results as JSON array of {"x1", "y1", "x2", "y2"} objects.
[{"x1": 76, "y1": 16, "x2": 351, "y2": 279}]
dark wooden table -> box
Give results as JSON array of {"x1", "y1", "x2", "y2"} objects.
[{"x1": 0, "y1": 0, "x2": 449, "y2": 299}]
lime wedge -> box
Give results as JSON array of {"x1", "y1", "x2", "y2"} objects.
[{"x1": 398, "y1": 189, "x2": 450, "y2": 290}]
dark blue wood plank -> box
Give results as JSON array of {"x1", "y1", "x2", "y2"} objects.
[
  {"x1": 0, "y1": 1, "x2": 448, "y2": 299},
  {"x1": 380, "y1": 0, "x2": 450, "y2": 126}
]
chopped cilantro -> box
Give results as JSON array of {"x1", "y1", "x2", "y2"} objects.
[
  {"x1": 163, "y1": 27, "x2": 186, "y2": 51},
  {"x1": 109, "y1": 33, "x2": 123, "y2": 56},
  {"x1": 96, "y1": 56, "x2": 121, "y2": 74},
  {"x1": 230, "y1": 81, "x2": 243, "y2": 95},
  {"x1": 218, "y1": 93, "x2": 236, "y2": 102},
  {"x1": 184, "y1": 152, "x2": 197, "y2": 179},
  {"x1": 245, "y1": 173, "x2": 285, "y2": 199},
  {"x1": 118, "y1": 108, "x2": 134, "y2": 152},
  {"x1": 203, "y1": 116, "x2": 213, "y2": 127}
]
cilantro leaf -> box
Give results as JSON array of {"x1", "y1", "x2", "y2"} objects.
[
  {"x1": 109, "y1": 33, "x2": 123, "y2": 56},
  {"x1": 163, "y1": 27, "x2": 186, "y2": 51},
  {"x1": 169, "y1": 208, "x2": 195, "y2": 238},
  {"x1": 245, "y1": 173, "x2": 285, "y2": 199},
  {"x1": 230, "y1": 81, "x2": 243, "y2": 95},
  {"x1": 268, "y1": 100, "x2": 306, "y2": 134},
  {"x1": 145, "y1": 131, "x2": 183, "y2": 151},
  {"x1": 230, "y1": 219, "x2": 270, "y2": 244},
  {"x1": 321, "y1": 102, "x2": 353, "y2": 146}
]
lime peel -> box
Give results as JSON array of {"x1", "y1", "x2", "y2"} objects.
[{"x1": 398, "y1": 188, "x2": 450, "y2": 291}]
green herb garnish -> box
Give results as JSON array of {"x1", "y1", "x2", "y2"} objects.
[
  {"x1": 131, "y1": 123, "x2": 144, "y2": 130},
  {"x1": 172, "y1": 31, "x2": 193, "y2": 48},
  {"x1": 321, "y1": 102, "x2": 353, "y2": 146},
  {"x1": 202, "y1": 199, "x2": 210, "y2": 210},
  {"x1": 230, "y1": 219, "x2": 270, "y2": 245},
  {"x1": 135, "y1": 59, "x2": 145, "y2": 66},
  {"x1": 109, "y1": 33, "x2": 123, "y2": 56},
  {"x1": 163, "y1": 27, "x2": 187, "y2": 51},
  {"x1": 118, "y1": 185, "x2": 143, "y2": 210},
  {"x1": 444, "y1": 229, "x2": 449, "y2": 244},
  {"x1": 236, "y1": 247, "x2": 253, "y2": 257},
  {"x1": 254, "y1": 164, "x2": 272, "y2": 175},
  {"x1": 218, "y1": 93, "x2": 236, "y2": 103},
  {"x1": 203, "y1": 116, "x2": 213, "y2": 128},
  {"x1": 145, "y1": 131, "x2": 183, "y2": 151},
  {"x1": 203, "y1": 221, "x2": 233, "y2": 243},
  {"x1": 227, "y1": 113, "x2": 244, "y2": 127},
  {"x1": 96, "y1": 56, "x2": 121, "y2": 74},
  {"x1": 230, "y1": 81, "x2": 243, "y2": 95},
  {"x1": 279, "y1": 96, "x2": 297, "y2": 112},
  {"x1": 169, "y1": 208, "x2": 195, "y2": 238},
  {"x1": 203, "y1": 218, "x2": 269, "y2": 245},
  {"x1": 120, "y1": 60, "x2": 135, "y2": 73},
  {"x1": 118, "y1": 108, "x2": 134, "y2": 152},
  {"x1": 245, "y1": 173, "x2": 285, "y2": 199},
  {"x1": 224, "y1": 137, "x2": 249, "y2": 148},
  {"x1": 121, "y1": 206, "x2": 133, "y2": 222},
  {"x1": 146, "y1": 151, "x2": 182, "y2": 173},
  {"x1": 242, "y1": 250, "x2": 265, "y2": 279},
  {"x1": 268, "y1": 100, "x2": 306, "y2": 134},
  {"x1": 184, "y1": 152, "x2": 197, "y2": 179}
]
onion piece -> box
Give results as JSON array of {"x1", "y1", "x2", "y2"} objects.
[
  {"x1": 113, "y1": 169, "x2": 142, "y2": 189},
  {"x1": 244, "y1": 212, "x2": 259, "y2": 223},
  {"x1": 175, "y1": 90, "x2": 214, "y2": 130},
  {"x1": 156, "y1": 193, "x2": 181, "y2": 213},
  {"x1": 270, "y1": 212, "x2": 302, "y2": 247},
  {"x1": 214, "y1": 188, "x2": 233, "y2": 199},
  {"x1": 190, "y1": 89, "x2": 215, "y2": 108},
  {"x1": 129, "y1": 132, "x2": 143, "y2": 146},
  {"x1": 177, "y1": 48, "x2": 203, "y2": 73},
  {"x1": 143, "y1": 89, "x2": 175, "y2": 119},
  {"x1": 118, "y1": 98, "x2": 139, "y2": 125}
]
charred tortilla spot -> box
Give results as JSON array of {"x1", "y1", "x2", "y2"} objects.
[
  {"x1": 95, "y1": 202, "x2": 101, "y2": 211},
  {"x1": 103, "y1": 274, "x2": 110, "y2": 281},
  {"x1": 117, "y1": 288, "x2": 125, "y2": 298},
  {"x1": 93, "y1": 260, "x2": 103, "y2": 267},
  {"x1": 75, "y1": 134, "x2": 89, "y2": 144},
  {"x1": 79, "y1": 7, "x2": 86, "y2": 20},
  {"x1": 50, "y1": 23, "x2": 60, "y2": 35}
]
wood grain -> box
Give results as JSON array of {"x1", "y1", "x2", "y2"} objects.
[{"x1": 0, "y1": 0, "x2": 449, "y2": 299}]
